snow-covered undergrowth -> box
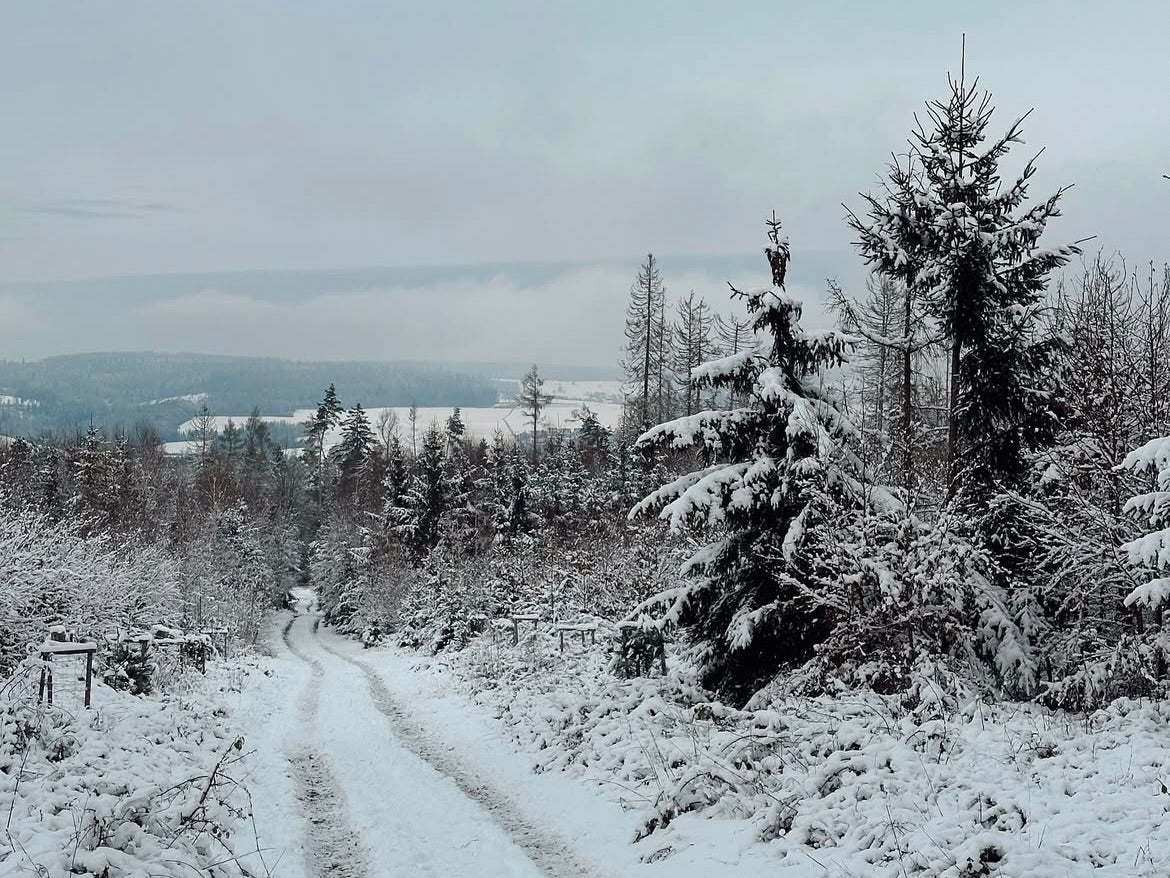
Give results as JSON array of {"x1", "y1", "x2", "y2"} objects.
[
  {"x1": 438, "y1": 631, "x2": 1170, "y2": 877},
  {"x1": 0, "y1": 665, "x2": 257, "y2": 878}
]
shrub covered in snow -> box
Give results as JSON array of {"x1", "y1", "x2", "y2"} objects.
[
  {"x1": 1120, "y1": 434, "x2": 1170, "y2": 612},
  {"x1": 0, "y1": 679, "x2": 254, "y2": 878},
  {"x1": 0, "y1": 501, "x2": 183, "y2": 677},
  {"x1": 437, "y1": 632, "x2": 1170, "y2": 877}
]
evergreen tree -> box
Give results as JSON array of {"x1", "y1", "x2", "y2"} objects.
[
  {"x1": 484, "y1": 431, "x2": 516, "y2": 536},
  {"x1": 1120, "y1": 434, "x2": 1170, "y2": 612},
  {"x1": 442, "y1": 409, "x2": 480, "y2": 553},
  {"x1": 673, "y1": 291, "x2": 715, "y2": 417},
  {"x1": 573, "y1": 405, "x2": 612, "y2": 469},
  {"x1": 849, "y1": 66, "x2": 1079, "y2": 504},
  {"x1": 72, "y1": 425, "x2": 112, "y2": 533},
  {"x1": 445, "y1": 407, "x2": 465, "y2": 450},
  {"x1": 397, "y1": 423, "x2": 447, "y2": 560},
  {"x1": 241, "y1": 408, "x2": 274, "y2": 511},
  {"x1": 333, "y1": 404, "x2": 375, "y2": 508},
  {"x1": 0, "y1": 438, "x2": 35, "y2": 506},
  {"x1": 622, "y1": 254, "x2": 668, "y2": 432},
  {"x1": 631, "y1": 214, "x2": 875, "y2": 705},
  {"x1": 109, "y1": 433, "x2": 143, "y2": 531},
  {"x1": 516, "y1": 365, "x2": 552, "y2": 462},
  {"x1": 383, "y1": 434, "x2": 409, "y2": 510},
  {"x1": 219, "y1": 419, "x2": 243, "y2": 464},
  {"x1": 303, "y1": 383, "x2": 345, "y2": 504}
]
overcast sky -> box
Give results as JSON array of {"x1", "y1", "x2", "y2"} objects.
[{"x1": 0, "y1": 1, "x2": 1167, "y2": 364}]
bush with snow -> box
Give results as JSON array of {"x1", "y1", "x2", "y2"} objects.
[
  {"x1": 431, "y1": 631, "x2": 1170, "y2": 877},
  {"x1": 1120, "y1": 435, "x2": 1170, "y2": 611},
  {"x1": 0, "y1": 675, "x2": 255, "y2": 878}
]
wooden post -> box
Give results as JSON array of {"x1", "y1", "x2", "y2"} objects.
[
  {"x1": 559, "y1": 629, "x2": 565, "y2": 653},
  {"x1": 512, "y1": 619, "x2": 519, "y2": 646},
  {"x1": 46, "y1": 663, "x2": 54, "y2": 705},
  {"x1": 37, "y1": 667, "x2": 47, "y2": 704},
  {"x1": 84, "y1": 650, "x2": 93, "y2": 708}
]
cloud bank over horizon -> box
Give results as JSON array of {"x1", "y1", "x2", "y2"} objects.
[{"x1": 0, "y1": 259, "x2": 833, "y2": 367}]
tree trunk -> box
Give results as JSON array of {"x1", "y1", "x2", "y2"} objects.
[
  {"x1": 946, "y1": 338, "x2": 961, "y2": 498},
  {"x1": 902, "y1": 284, "x2": 914, "y2": 494}
]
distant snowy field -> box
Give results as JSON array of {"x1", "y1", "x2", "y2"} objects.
[{"x1": 170, "y1": 379, "x2": 625, "y2": 453}]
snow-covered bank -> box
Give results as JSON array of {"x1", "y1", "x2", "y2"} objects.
[
  {"x1": 0, "y1": 666, "x2": 259, "y2": 878},
  {"x1": 343, "y1": 628, "x2": 1170, "y2": 877},
  {"x1": 318, "y1": 628, "x2": 785, "y2": 876}
]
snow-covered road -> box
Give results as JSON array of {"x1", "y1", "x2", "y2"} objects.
[{"x1": 246, "y1": 593, "x2": 608, "y2": 878}]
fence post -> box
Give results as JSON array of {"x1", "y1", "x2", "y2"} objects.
[{"x1": 84, "y1": 650, "x2": 93, "y2": 708}]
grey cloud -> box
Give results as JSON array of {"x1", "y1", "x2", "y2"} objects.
[
  {"x1": 0, "y1": 262, "x2": 836, "y2": 366},
  {"x1": 0, "y1": 1, "x2": 1165, "y2": 291},
  {"x1": 20, "y1": 198, "x2": 182, "y2": 220}
]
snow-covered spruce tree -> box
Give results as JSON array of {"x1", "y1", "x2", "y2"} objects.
[
  {"x1": 849, "y1": 69, "x2": 1077, "y2": 502},
  {"x1": 71, "y1": 424, "x2": 114, "y2": 535},
  {"x1": 673, "y1": 291, "x2": 716, "y2": 417},
  {"x1": 441, "y1": 411, "x2": 482, "y2": 555},
  {"x1": 302, "y1": 383, "x2": 345, "y2": 508},
  {"x1": 630, "y1": 214, "x2": 881, "y2": 705},
  {"x1": 622, "y1": 254, "x2": 669, "y2": 436},
  {"x1": 395, "y1": 422, "x2": 447, "y2": 561},
  {"x1": 516, "y1": 365, "x2": 552, "y2": 462},
  {"x1": 332, "y1": 403, "x2": 375, "y2": 509},
  {"x1": 1120, "y1": 434, "x2": 1170, "y2": 614}
]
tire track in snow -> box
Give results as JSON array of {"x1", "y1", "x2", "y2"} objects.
[
  {"x1": 312, "y1": 628, "x2": 611, "y2": 878},
  {"x1": 281, "y1": 615, "x2": 372, "y2": 878}
]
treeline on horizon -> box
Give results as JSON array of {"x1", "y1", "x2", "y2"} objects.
[{"x1": 0, "y1": 352, "x2": 506, "y2": 440}]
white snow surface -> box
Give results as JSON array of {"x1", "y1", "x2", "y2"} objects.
[
  {"x1": 143, "y1": 392, "x2": 210, "y2": 405},
  {"x1": 12, "y1": 594, "x2": 1170, "y2": 877},
  {"x1": 295, "y1": 623, "x2": 1170, "y2": 878}
]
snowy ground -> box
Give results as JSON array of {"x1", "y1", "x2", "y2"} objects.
[
  {"x1": 0, "y1": 662, "x2": 256, "y2": 878},
  {"x1": 231, "y1": 590, "x2": 784, "y2": 877},
  {"x1": 222, "y1": 593, "x2": 1170, "y2": 877}
]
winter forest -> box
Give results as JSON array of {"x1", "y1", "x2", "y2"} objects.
[{"x1": 4, "y1": 21, "x2": 1170, "y2": 878}]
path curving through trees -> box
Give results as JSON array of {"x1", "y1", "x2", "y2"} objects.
[{"x1": 273, "y1": 592, "x2": 607, "y2": 878}]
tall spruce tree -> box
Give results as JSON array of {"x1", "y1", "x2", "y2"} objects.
[
  {"x1": 622, "y1": 254, "x2": 668, "y2": 432},
  {"x1": 303, "y1": 384, "x2": 345, "y2": 505},
  {"x1": 631, "y1": 214, "x2": 875, "y2": 705},
  {"x1": 1120, "y1": 434, "x2": 1170, "y2": 612},
  {"x1": 396, "y1": 422, "x2": 447, "y2": 560},
  {"x1": 516, "y1": 365, "x2": 552, "y2": 462},
  {"x1": 849, "y1": 65, "x2": 1079, "y2": 507},
  {"x1": 333, "y1": 404, "x2": 375, "y2": 508},
  {"x1": 674, "y1": 291, "x2": 715, "y2": 417}
]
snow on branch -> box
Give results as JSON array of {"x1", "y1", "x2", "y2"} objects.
[
  {"x1": 634, "y1": 408, "x2": 760, "y2": 455},
  {"x1": 691, "y1": 350, "x2": 762, "y2": 387}
]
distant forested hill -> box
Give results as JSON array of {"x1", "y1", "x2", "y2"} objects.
[{"x1": 0, "y1": 352, "x2": 503, "y2": 440}]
